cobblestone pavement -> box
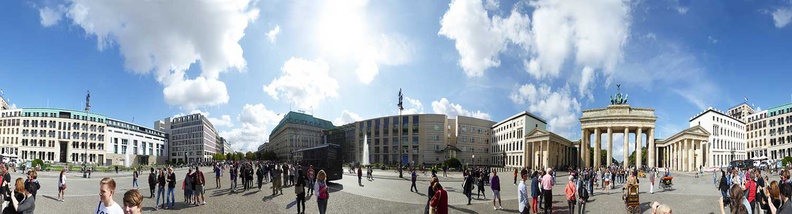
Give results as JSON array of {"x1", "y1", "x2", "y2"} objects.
[{"x1": 26, "y1": 167, "x2": 735, "y2": 213}]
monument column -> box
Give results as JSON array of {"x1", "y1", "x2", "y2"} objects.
[
  {"x1": 636, "y1": 127, "x2": 643, "y2": 168},
  {"x1": 594, "y1": 128, "x2": 601, "y2": 168},
  {"x1": 648, "y1": 128, "x2": 655, "y2": 168},
  {"x1": 623, "y1": 127, "x2": 629, "y2": 169},
  {"x1": 607, "y1": 127, "x2": 613, "y2": 167},
  {"x1": 580, "y1": 130, "x2": 586, "y2": 167}
]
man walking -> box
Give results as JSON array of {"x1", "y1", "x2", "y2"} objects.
[
  {"x1": 410, "y1": 169, "x2": 418, "y2": 192},
  {"x1": 649, "y1": 169, "x2": 656, "y2": 194},
  {"x1": 214, "y1": 164, "x2": 222, "y2": 188},
  {"x1": 194, "y1": 167, "x2": 206, "y2": 205},
  {"x1": 518, "y1": 169, "x2": 529, "y2": 214},
  {"x1": 491, "y1": 170, "x2": 502, "y2": 210},
  {"x1": 148, "y1": 168, "x2": 156, "y2": 198},
  {"x1": 541, "y1": 168, "x2": 555, "y2": 214},
  {"x1": 463, "y1": 170, "x2": 474, "y2": 205}
]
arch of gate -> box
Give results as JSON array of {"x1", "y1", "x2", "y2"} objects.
[{"x1": 579, "y1": 104, "x2": 657, "y2": 169}]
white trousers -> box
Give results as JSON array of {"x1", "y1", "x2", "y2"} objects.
[{"x1": 650, "y1": 183, "x2": 654, "y2": 193}]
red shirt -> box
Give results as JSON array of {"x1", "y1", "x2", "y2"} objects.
[
  {"x1": 430, "y1": 189, "x2": 448, "y2": 214},
  {"x1": 746, "y1": 179, "x2": 756, "y2": 202}
]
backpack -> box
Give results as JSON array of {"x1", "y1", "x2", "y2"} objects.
[{"x1": 579, "y1": 184, "x2": 589, "y2": 200}]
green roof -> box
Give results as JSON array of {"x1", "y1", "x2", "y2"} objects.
[
  {"x1": 768, "y1": 103, "x2": 792, "y2": 116},
  {"x1": 22, "y1": 107, "x2": 107, "y2": 120},
  {"x1": 269, "y1": 111, "x2": 335, "y2": 138}
]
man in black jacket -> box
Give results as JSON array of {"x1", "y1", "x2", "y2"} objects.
[
  {"x1": 463, "y1": 170, "x2": 475, "y2": 205},
  {"x1": 148, "y1": 168, "x2": 156, "y2": 198}
]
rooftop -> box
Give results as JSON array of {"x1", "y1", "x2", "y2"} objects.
[{"x1": 269, "y1": 111, "x2": 335, "y2": 138}]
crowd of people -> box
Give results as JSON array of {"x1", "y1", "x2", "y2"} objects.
[{"x1": 715, "y1": 166, "x2": 792, "y2": 214}]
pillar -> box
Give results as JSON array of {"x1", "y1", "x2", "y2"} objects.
[
  {"x1": 636, "y1": 127, "x2": 643, "y2": 168},
  {"x1": 607, "y1": 127, "x2": 613, "y2": 167},
  {"x1": 623, "y1": 127, "x2": 629, "y2": 169},
  {"x1": 648, "y1": 128, "x2": 655, "y2": 168},
  {"x1": 543, "y1": 140, "x2": 550, "y2": 168},
  {"x1": 594, "y1": 128, "x2": 601, "y2": 168},
  {"x1": 580, "y1": 129, "x2": 587, "y2": 168},
  {"x1": 696, "y1": 140, "x2": 703, "y2": 171},
  {"x1": 682, "y1": 139, "x2": 688, "y2": 172},
  {"x1": 688, "y1": 139, "x2": 695, "y2": 172}
]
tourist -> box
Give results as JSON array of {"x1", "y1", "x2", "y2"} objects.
[
  {"x1": 429, "y1": 183, "x2": 448, "y2": 214},
  {"x1": 564, "y1": 175, "x2": 576, "y2": 214},
  {"x1": 578, "y1": 173, "x2": 589, "y2": 214},
  {"x1": 463, "y1": 170, "x2": 474, "y2": 205},
  {"x1": 147, "y1": 168, "x2": 156, "y2": 198},
  {"x1": 3, "y1": 178, "x2": 24, "y2": 213},
  {"x1": 194, "y1": 167, "x2": 206, "y2": 205},
  {"x1": 518, "y1": 169, "x2": 529, "y2": 214},
  {"x1": 657, "y1": 204, "x2": 673, "y2": 214},
  {"x1": 9, "y1": 182, "x2": 35, "y2": 214},
  {"x1": 747, "y1": 173, "x2": 758, "y2": 213},
  {"x1": 155, "y1": 169, "x2": 166, "y2": 210},
  {"x1": 132, "y1": 167, "x2": 139, "y2": 189},
  {"x1": 541, "y1": 168, "x2": 555, "y2": 213},
  {"x1": 166, "y1": 167, "x2": 176, "y2": 209},
  {"x1": 283, "y1": 164, "x2": 290, "y2": 187},
  {"x1": 230, "y1": 165, "x2": 238, "y2": 192},
  {"x1": 294, "y1": 172, "x2": 306, "y2": 214},
  {"x1": 23, "y1": 171, "x2": 39, "y2": 199},
  {"x1": 531, "y1": 171, "x2": 540, "y2": 213},
  {"x1": 289, "y1": 165, "x2": 295, "y2": 187},
  {"x1": 0, "y1": 167, "x2": 9, "y2": 211},
  {"x1": 95, "y1": 178, "x2": 124, "y2": 214},
  {"x1": 184, "y1": 169, "x2": 193, "y2": 204},
  {"x1": 122, "y1": 189, "x2": 143, "y2": 214},
  {"x1": 476, "y1": 172, "x2": 486, "y2": 199},
  {"x1": 57, "y1": 169, "x2": 66, "y2": 202},
  {"x1": 491, "y1": 170, "x2": 502, "y2": 210},
  {"x1": 649, "y1": 168, "x2": 656, "y2": 194},
  {"x1": 763, "y1": 180, "x2": 781, "y2": 214},
  {"x1": 315, "y1": 170, "x2": 329, "y2": 214},
  {"x1": 411, "y1": 169, "x2": 419, "y2": 192},
  {"x1": 214, "y1": 164, "x2": 222, "y2": 188},
  {"x1": 514, "y1": 168, "x2": 518, "y2": 185},
  {"x1": 538, "y1": 170, "x2": 545, "y2": 210},
  {"x1": 257, "y1": 165, "x2": 264, "y2": 191},
  {"x1": 603, "y1": 170, "x2": 611, "y2": 194},
  {"x1": 307, "y1": 165, "x2": 315, "y2": 196},
  {"x1": 357, "y1": 166, "x2": 363, "y2": 186},
  {"x1": 426, "y1": 177, "x2": 438, "y2": 214}
]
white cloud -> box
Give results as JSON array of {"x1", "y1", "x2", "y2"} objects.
[
  {"x1": 484, "y1": 0, "x2": 499, "y2": 11},
  {"x1": 220, "y1": 103, "x2": 283, "y2": 152},
  {"x1": 440, "y1": 0, "x2": 630, "y2": 98},
  {"x1": 355, "y1": 58, "x2": 379, "y2": 84},
  {"x1": 431, "y1": 98, "x2": 491, "y2": 120},
  {"x1": 772, "y1": 8, "x2": 792, "y2": 28},
  {"x1": 579, "y1": 66, "x2": 596, "y2": 99},
  {"x1": 47, "y1": 0, "x2": 259, "y2": 109},
  {"x1": 676, "y1": 7, "x2": 688, "y2": 14},
  {"x1": 438, "y1": 0, "x2": 531, "y2": 77},
  {"x1": 267, "y1": 25, "x2": 281, "y2": 44},
  {"x1": 708, "y1": 35, "x2": 718, "y2": 44},
  {"x1": 401, "y1": 96, "x2": 425, "y2": 115},
  {"x1": 39, "y1": 6, "x2": 65, "y2": 27},
  {"x1": 510, "y1": 83, "x2": 580, "y2": 137},
  {"x1": 333, "y1": 110, "x2": 362, "y2": 126},
  {"x1": 181, "y1": 109, "x2": 233, "y2": 128},
  {"x1": 263, "y1": 57, "x2": 339, "y2": 110}
]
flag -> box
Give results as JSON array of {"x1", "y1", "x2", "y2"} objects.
[{"x1": 744, "y1": 97, "x2": 748, "y2": 102}]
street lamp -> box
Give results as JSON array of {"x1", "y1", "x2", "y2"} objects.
[{"x1": 472, "y1": 154, "x2": 475, "y2": 168}]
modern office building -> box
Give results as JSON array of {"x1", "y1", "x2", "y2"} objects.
[
  {"x1": 0, "y1": 108, "x2": 108, "y2": 164},
  {"x1": 157, "y1": 113, "x2": 220, "y2": 163},
  {"x1": 268, "y1": 111, "x2": 335, "y2": 161},
  {"x1": 322, "y1": 124, "x2": 356, "y2": 164},
  {"x1": 105, "y1": 118, "x2": 167, "y2": 166},
  {"x1": 689, "y1": 107, "x2": 746, "y2": 167},
  {"x1": 491, "y1": 111, "x2": 547, "y2": 169},
  {"x1": 747, "y1": 103, "x2": 792, "y2": 161},
  {"x1": 747, "y1": 109, "x2": 768, "y2": 160},
  {"x1": 454, "y1": 116, "x2": 496, "y2": 167}
]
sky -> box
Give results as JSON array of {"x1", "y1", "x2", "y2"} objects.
[{"x1": 2, "y1": 0, "x2": 792, "y2": 159}]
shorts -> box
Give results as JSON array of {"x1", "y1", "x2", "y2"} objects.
[
  {"x1": 195, "y1": 185, "x2": 205, "y2": 196},
  {"x1": 492, "y1": 190, "x2": 501, "y2": 199}
]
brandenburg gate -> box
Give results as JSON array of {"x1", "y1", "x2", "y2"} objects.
[{"x1": 579, "y1": 87, "x2": 658, "y2": 169}]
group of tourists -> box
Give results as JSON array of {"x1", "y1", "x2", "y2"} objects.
[
  {"x1": 0, "y1": 164, "x2": 40, "y2": 214},
  {"x1": 716, "y1": 166, "x2": 792, "y2": 214}
]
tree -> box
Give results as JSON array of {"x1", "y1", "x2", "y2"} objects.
[
  {"x1": 443, "y1": 157, "x2": 462, "y2": 169},
  {"x1": 782, "y1": 156, "x2": 792, "y2": 167},
  {"x1": 234, "y1": 152, "x2": 244, "y2": 161},
  {"x1": 628, "y1": 147, "x2": 648, "y2": 167},
  {"x1": 261, "y1": 151, "x2": 278, "y2": 161},
  {"x1": 588, "y1": 148, "x2": 619, "y2": 167},
  {"x1": 245, "y1": 151, "x2": 256, "y2": 160}
]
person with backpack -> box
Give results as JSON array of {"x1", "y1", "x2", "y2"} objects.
[
  {"x1": 578, "y1": 173, "x2": 589, "y2": 214},
  {"x1": 463, "y1": 170, "x2": 474, "y2": 205}
]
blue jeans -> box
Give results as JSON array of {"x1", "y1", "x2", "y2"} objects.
[
  {"x1": 133, "y1": 180, "x2": 138, "y2": 188},
  {"x1": 156, "y1": 187, "x2": 165, "y2": 207},
  {"x1": 317, "y1": 198, "x2": 328, "y2": 214},
  {"x1": 167, "y1": 188, "x2": 175, "y2": 207}
]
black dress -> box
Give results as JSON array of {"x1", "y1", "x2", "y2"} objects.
[{"x1": 2, "y1": 191, "x2": 24, "y2": 214}]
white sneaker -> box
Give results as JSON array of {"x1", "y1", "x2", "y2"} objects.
[
  {"x1": 494, "y1": 207, "x2": 497, "y2": 210},
  {"x1": 499, "y1": 206, "x2": 503, "y2": 209},
  {"x1": 202, "y1": 201, "x2": 206, "y2": 205}
]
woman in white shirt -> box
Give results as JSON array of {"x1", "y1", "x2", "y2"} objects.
[{"x1": 57, "y1": 169, "x2": 66, "y2": 202}]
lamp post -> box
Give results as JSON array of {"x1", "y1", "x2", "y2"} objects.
[
  {"x1": 472, "y1": 154, "x2": 475, "y2": 169},
  {"x1": 397, "y1": 89, "x2": 404, "y2": 178},
  {"x1": 83, "y1": 90, "x2": 90, "y2": 178}
]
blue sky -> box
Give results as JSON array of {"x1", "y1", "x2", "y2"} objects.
[{"x1": 2, "y1": 0, "x2": 792, "y2": 158}]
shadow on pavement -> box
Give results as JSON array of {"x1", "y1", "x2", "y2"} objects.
[
  {"x1": 262, "y1": 193, "x2": 282, "y2": 202},
  {"x1": 41, "y1": 195, "x2": 60, "y2": 202},
  {"x1": 243, "y1": 190, "x2": 260, "y2": 196},
  {"x1": 327, "y1": 182, "x2": 344, "y2": 193},
  {"x1": 448, "y1": 205, "x2": 477, "y2": 214}
]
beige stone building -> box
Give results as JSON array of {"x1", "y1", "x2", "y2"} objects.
[
  {"x1": 453, "y1": 116, "x2": 496, "y2": 167},
  {"x1": 580, "y1": 103, "x2": 658, "y2": 168},
  {"x1": 157, "y1": 113, "x2": 220, "y2": 163},
  {"x1": 655, "y1": 125, "x2": 710, "y2": 171},
  {"x1": 268, "y1": 111, "x2": 335, "y2": 162},
  {"x1": 491, "y1": 111, "x2": 547, "y2": 169},
  {"x1": 525, "y1": 128, "x2": 576, "y2": 169}
]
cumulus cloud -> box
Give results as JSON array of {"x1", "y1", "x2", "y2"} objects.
[
  {"x1": 267, "y1": 25, "x2": 281, "y2": 44},
  {"x1": 772, "y1": 8, "x2": 792, "y2": 28},
  {"x1": 431, "y1": 98, "x2": 491, "y2": 120},
  {"x1": 333, "y1": 110, "x2": 362, "y2": 126},
  {"x1": 401, "y1": 96, "x2": 425, "y2": 115},
  {"x1": 41, "y1": 0, "x2": 259, "y2": 109},
  {"x1": 220, "y1": 103, "x2": 283, "y2": 152},
  {"x1": 179, "y1": 109, "x2": 233, "y2": 128},
  {"x1": 440, "y1": 0, "x2": 630, "y2": 97},
  {"x1": 438, "y1": 0, "x2": 531, "y2": 77},
  {"x1": 39, "y1": 6, "x2": 65, "y2": 27},
  {"x1": 263, "y1": 57, "x2": 339, "y2": 110},
  {"x1": 510, "y1": 83, "x2": 580, "y2": 137}
]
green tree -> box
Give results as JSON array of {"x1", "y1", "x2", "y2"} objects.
[
  {"x1": 628, "y1": 147, "x2": 648, "y2": 167},
  {"x1": 587, "y1": 148, "x2": 619, "y2": 167},
  {"x1": 245, "y1": 151, "x2": 256, "y2": 160},
  {"x1": 443, "y1": 157, "x2": 462, "y2": 169},
  {"x1": 782, "y1": 156, "x2": 792, "y2": 167}
]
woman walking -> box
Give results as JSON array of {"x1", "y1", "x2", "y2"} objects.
[
  {"x1": 530, "y1": 171, "x2": 540, "y2": 213},
  {"x1": 429, "y1": 183, "x2": 448, "y2": 214},
  {"x1": 57, "y1": 169, "x2": 66, "y2": 202},
  {"x1": 155, "y1": 169, "x2": 166, "y2": 210},
  {"x1": 315, "y1": 170, "x2": 329, "y2": 214},
  {"x1": 425, "y1": 177, "x2": 438, "y2": 214},
  {"x1": 564, "y1": 175, "x2": 577, "y2": 214},
  {"x1": 295, "y1": 172, "x2": 306, "y2": 214},
  {"x1": 476, "y1": 173, "x2": 486, "y2": 199}
]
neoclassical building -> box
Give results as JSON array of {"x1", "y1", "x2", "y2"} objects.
[
  {"x1": 524, "y1": 128, "x2": 575, "y2": 169},
  {"x1": 655, "y1": 125, "x2": 710, "y2": 171},
  {"x1": 579, "y1": 90, "x2": 658, "y2": 169}
]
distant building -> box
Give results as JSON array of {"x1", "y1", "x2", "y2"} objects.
[
  {"x1": 491, "y1": 111, "x2": 547, "y2": 169},
  {"x1": 158, "y1": 113, "x2": 219, "y2": 163},
  {"x1": 105, "y1": 118, "x2": 167, "y2": 166},
  {"x1": 322, "y1": 124, "x2": 356, "y2": 163},
  {"x1": 689, "y1": 107, "x2": 746, "y2": 167},
  {"x1": 268, "y1": 111, "x2": 335, "y2": 162}
]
